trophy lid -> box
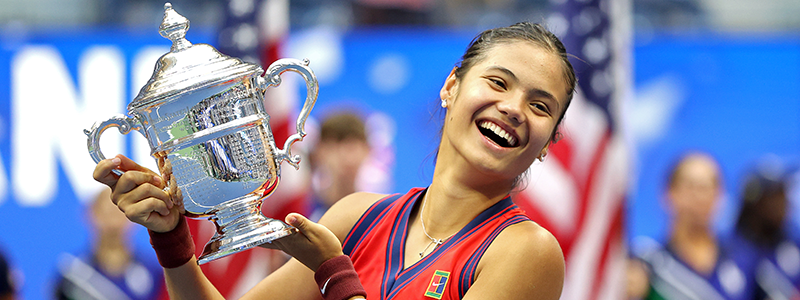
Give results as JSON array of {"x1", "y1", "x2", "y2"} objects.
[{"x1": 130, "y1": 3, "x2": 261, "y2": 109}]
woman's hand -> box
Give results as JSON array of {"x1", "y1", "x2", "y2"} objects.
[
  {"x1": 262, "y1": 213, "x2": 345, "y2": 272},
  {"x1": 92, "y1": 154, "x2": 182, "y2": 233}
]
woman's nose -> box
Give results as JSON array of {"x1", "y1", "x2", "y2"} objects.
[{"x1": 496, "y1": 96, "x2": 525, "y2": 125}]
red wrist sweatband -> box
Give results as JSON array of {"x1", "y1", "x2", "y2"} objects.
[
  {"x1": 148, "y1": 216, "x2": 195, "y2": 268},
  {"x1": 314, "y1": 255, "x2": 366, "y2": 300}
]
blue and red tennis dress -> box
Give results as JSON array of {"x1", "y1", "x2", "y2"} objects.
[{"x1": 342, "y1": 187, "x2": 531, "y2": 299}]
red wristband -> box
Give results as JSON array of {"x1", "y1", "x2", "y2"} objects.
[
  {"x1": 314, "y1": 255, "x2": 366, "y2": 300},
  {"x1": 148, "y1": 216, "x2": 195, "y2": 268}
]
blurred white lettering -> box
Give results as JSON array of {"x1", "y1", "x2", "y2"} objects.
[{"x1": 12, "y1": 46, "x2": 125, "y2": 206}]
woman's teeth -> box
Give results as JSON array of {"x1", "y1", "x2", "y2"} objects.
[{"x1": 479, "y1": 121, "x2": 517, "y2": 147}]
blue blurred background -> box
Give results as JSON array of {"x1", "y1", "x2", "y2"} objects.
[{"x1": 1, "y1": 0, "x2": 799, "y2": 299}]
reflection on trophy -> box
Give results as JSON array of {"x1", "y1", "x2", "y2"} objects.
[{"x1": 84, "y1": 3, "x2": 318, "y2": 264}]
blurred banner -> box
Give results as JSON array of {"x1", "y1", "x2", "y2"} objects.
[{"x1": 0, "y1": 28, "x2": 183, "y2": 300}]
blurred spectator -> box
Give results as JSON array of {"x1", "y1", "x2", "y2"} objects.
[
  {"x1": 728, "y1": 158, "x2": 800, "y2": 299},
  {"x1": 436, "y1": 0, "x2": 548, "y2": 29},
  {"x1": 54, "y1": 188, "x2": 163, "y2": 300},
  {"x1": 307, "y1": 112, "x2": 371, "y2": 221},
  {"x1": 0, "y1": 249, "x2": 15, "y2": 300},
  {"x1": 630, "y1": 152, "x2": 757, "y2": 299},
  {"x1": 352, "y1": 0, "x2": 434, "y2": 25},
  {"x1": 6, "y1": 0, "x2": 800, "y2": 32}
]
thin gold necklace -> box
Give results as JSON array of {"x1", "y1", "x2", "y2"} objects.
[{"x1": 419, "y1": 195, "x2": 456, "y2": 258}]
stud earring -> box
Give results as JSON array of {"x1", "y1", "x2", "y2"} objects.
[{"x1": 441, "y1": 98, "x2": 447, "y2": 108}]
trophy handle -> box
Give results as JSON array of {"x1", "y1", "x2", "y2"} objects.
[
  {"x1": 84, "y1": 114, "x2": 144, "y2": 176},
  {"x1": 262, "y1": 58, "x2": 318, "y2": 169}
]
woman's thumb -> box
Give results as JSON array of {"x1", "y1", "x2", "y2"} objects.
[{"x1": 286, "y1": 213, "x2": 309, "y2": 231}]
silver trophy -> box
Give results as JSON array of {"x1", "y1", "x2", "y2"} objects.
[{"x1": 85, "y1": 3, "x2": 318, "y2": 264}]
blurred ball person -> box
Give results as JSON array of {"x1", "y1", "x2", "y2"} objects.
[
  {"x1": 729, "y1": 159, "x2": 800, "y2": 299},
  {"x1": 307, "y1": 112, "x2": 371, "y2": 222},
  {"x1": 55, "y1": 187, "x2": 163, "y2": 300},
  {"x1": 631, "y1": 152, "x2": 758, "y2": 300}
]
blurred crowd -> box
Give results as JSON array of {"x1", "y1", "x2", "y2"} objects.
[
  {"x1": 2, "y1": 0, "x2": 800, "y2": 32},
  {"x1": 628, "y1": 153, "x2": 800, "y2": 299}
]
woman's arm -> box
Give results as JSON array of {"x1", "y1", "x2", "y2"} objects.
[
  {"x1": 464, "y1": 221, "x2": 565, "y2": 300},
  {"x1": 242, "y1": 192, "x2": 385, "y2": 300},
  {"x1": 93, "y1": 155, "x2": 224, "y2": 299},
  {"x1": 162, "y1": 256, "x2": 225, "y2": 300},
  {"x1": 95, "y1": 154, "x2": 382, "y2": 299}
]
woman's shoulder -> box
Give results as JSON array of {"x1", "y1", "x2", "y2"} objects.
[
  {"x1": 490, "y1": 221, "x2": 564, "y2": 262},
  {"x1": 472, "y1": 221, "x2": 565, "y2": 299},
  {"x1": 479, "y1": 221, "x2": 564, "y2": 274}
]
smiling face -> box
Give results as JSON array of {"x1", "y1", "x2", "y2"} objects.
[{"x1": 437, "y1": 40, "x2": 569, "y2": 185}]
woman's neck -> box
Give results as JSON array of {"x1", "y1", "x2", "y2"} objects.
[
  {"x1": 423, "y1": 171, "x2": 512, "y2": 235},
  {"x1": 668, "y1": 221, "x2": 718, "y2": 274},
  {"x1": 94, "y1": 234, "x2": 131, "y2": 276},
  {"x1": 431, "y1": 145, "x2": 515, "y2": 200},
  {"x1": 422, "y1": 138, "x2": 517, "y2": 233}
]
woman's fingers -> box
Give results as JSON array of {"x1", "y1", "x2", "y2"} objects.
[
  {"x1": 116, "y1": 154, "x2": 159, "y2": 175},
  {"x1": 92, "y1": 154, "x2": 181, "y2": 232},
  {"x1": 112, "y1": 171, "x2": 166, "y2": 198},
  {"x1": 286, "y1": 213, "x2": 315, "y2": 237},
  {"x1": 261, "y1": 213, "x2": 343, "y2": 271},
  {"x1": 117, "y1": 184, "x2": 173, "y2": 215},
  {"x1": 116, "y1": 184, "x2": 180, "y2": 232},
  {"x1": 125, "y1": 197, "x2": 181, "y2": 232},
  {"x1": 92, "y1": 154, "x2": 161, "y2": 188},
  {"x1": 93, "y1": 156, "x2": 122, "y2": 188}
]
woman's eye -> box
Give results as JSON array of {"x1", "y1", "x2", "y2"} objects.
[
  {"x1": 531, "y1": 103, "x2": 550, "y2": 114},
  {"x1": 489, "y1": 78, "x2": 506, "y2": 90}
]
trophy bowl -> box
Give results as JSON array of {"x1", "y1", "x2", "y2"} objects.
[{"x1": 84, "y1": 3, "x2": 318, "y2": 264}]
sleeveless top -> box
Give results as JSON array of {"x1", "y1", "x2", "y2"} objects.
[
  {"x1": 634, "y1": 236, "x2": 758, "y2": 300},
  {"x1": 342, "y1": 187, "x2": 530, "y2": 299}
]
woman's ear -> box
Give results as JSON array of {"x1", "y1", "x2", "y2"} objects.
[
  {"x1": 538, "y1": 142, "x2": 550, "y2": 161},
  {"x1": 439, "y1": 67, "x2": 458, "y2": 104}
]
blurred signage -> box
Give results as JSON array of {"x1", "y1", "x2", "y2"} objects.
[
  {"x1": 0, "y1": 30, "x2": 215, "y2": 300},
  {"x1": 9, "y1": 44, "x2": 166, "y2": 207}
]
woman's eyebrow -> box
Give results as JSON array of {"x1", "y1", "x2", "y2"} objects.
[
  {"x1": 485, "y1": 65, "x2": 518, "y2": 82},
  {"x1": 529, "y1": 89, "x2": 559, "y2": 111}
]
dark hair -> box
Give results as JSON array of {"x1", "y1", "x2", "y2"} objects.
[
  {"x1": 319, "y1": 112, "x2": 367, "y2": 143},
  {"x1": 735, "y1": 166, "x2": 789, "y2": 247},
  {"x1": 454, "y1": 22, "x2": 577, "y2": 143}
]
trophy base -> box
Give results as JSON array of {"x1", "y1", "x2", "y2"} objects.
[{"x1": 197, "y1": 195, "x2": 296, "y2": 264}]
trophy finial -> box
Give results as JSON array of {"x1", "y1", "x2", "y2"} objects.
[{"x1": 159, "y1": 2, "x2": 192, "y2": 51}]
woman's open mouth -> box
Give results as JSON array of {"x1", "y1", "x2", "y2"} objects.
[{"x1": 478, "y1": 120, "x2": 518, "y2": 148}]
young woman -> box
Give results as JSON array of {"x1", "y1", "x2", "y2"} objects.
[
  {"x1": 92, "y1": 22, "x2": 576, "y2": 300},
  {"x1": 632, "y1": 153, "x2": 758, "y2": 300}
]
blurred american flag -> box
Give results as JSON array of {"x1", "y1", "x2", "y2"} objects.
[{"x1": 514, "y1": 0, "x2": 632, "y2": 299}]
